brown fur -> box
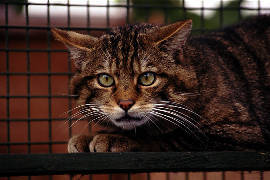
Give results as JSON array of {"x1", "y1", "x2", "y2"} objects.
[{"x1": 52, "y1": 15, "x2": 270, "y2": 152}]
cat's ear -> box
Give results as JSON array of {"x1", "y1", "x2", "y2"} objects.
[
  {"x1": 143, "y1": 20, "x2": 192, "y2": 50},
  {"x1": 51, "y1": 28, "x2": 98, "y2": 69}
]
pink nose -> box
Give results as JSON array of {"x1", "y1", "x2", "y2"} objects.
[{"x1": 118, "y1": 99, "x2": 135, "y2": 111}]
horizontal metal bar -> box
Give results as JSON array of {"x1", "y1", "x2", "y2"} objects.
[
  {"x1": 0, "y1": 72, "x2": 73, "y2": 76},
  {"x1": 0, "y1": 26, "x2": 210, "y2": 34},
  {"x1": 0, "y1": 2, "x2": 269, "y2": 10},
  {"x1": 0, "y1": 141, "x2": 66, "y2": 146},
  {"x1": 0, "y1": 152, "x2": 270, "y2": 176},
  {"x1": 0, "y1": 26, "x2": 108, "y2": 31},
  {"x1": 0, "y1": 95, "x2": 77, "y2": 98},
  {"x1": 0, "y1": 48, "x2": 67, "y2": 52},
  {"x1": 0, "y1": 2, "x2": 128, "y2": 7},
  {"x1": 0, "y1": 118, "x2": 67, "y2": 122},
  {"x1": 0, "y1": 118, "x2": 89, "y2": 122}
]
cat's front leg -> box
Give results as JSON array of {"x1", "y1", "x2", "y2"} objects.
[
  {"x1": 68, "y1": 134, "x2": 167, "y2": 152},
  {"x1": 89, "y1": 134, "x2": 143, "y2": 152},
  {"x1": 68, "y1": 135, "x2": 92, "y2": 153}
]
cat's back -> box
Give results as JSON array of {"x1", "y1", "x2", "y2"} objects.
[
  {"x1": 198, "y1": 15, "x2": 270, "y2": 90},
  {"x1": 185, "y1": 15, "x2": 270, "y2": 148},
  {"x1": 189, "y1": 15, "x2": 270, "y2": 66},
  {"x1": 188, "y1": 15, "x2": 270, "y2": 95}
]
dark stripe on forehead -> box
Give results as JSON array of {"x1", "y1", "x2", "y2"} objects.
[
  {"x1": 121, "y1": 27, "x2": 131, "y2": 67},
  {"x1": 105, "y1": 24, "x2": 158, "y2": 74},
  {"x1": 108, "y1": 24, "x2": 158, "y2": 69},
  {"x1": 109, "y1": 33, "x2": 121, "y2": 68},
  {"x1": 101, "y1": 37, "x2": 113, "y2": 70},
  {"x1": 130, "y1": 30, "x2": 139, "y2": 74}
]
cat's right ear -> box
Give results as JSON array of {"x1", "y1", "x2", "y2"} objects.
[
  {"x1": 141, "y1": 20, "x2": 192, "y2": 52},
  {"x1": 51, "y1": 28, "x2": 98, "y2": 69}
]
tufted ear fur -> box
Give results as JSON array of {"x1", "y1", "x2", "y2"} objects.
[
  {"x1": 142, "y1": 20, "x2": 192, "y2": 52},
  {"x1": 51, "y1": 28, "x2": 98, "y2": 69}
]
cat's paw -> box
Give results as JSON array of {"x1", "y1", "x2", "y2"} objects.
[
  {"x1": 67, "y1": 135, "x2": 92, "y2": 153},
  {"x1": 89, "y1": 134, "x2": 140, "y2": 152}
]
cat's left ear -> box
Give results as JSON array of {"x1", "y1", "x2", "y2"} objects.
[
  {"x1": 143, "y1": 19, "x2": 192, "y2": 50},
  {"x1": 51, "y1": 28, "x2": 98, "y2": 50},
  {"x1": 51, "y1": 28, "x2": 98, "y2": 69}
]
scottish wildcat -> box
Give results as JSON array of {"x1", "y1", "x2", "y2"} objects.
[{"x1": 52, "y1": 15, "x2": 270, "y2": 152}]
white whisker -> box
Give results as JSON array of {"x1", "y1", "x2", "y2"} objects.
[
  {"x1": 153, "y1": 106, "x2": 195, "y2": 122},
  {"x1": 144, "y1": 114, "x2": 162, "y2": 132},
  {"x1": 92, "y1": 115, "x2": 108, "y2": 128},
  {"x1": 150, "y1": 111, "x2": 198, "y2": 138},
  {"x1": 152, "y1": 107, "x2": 200, "y2": 130},
  {"x1": 150, "y1": 111, "x2": 182, "y2": 129},
  {"x1": 63, "y1": 103, "x2": 99, "y2": 115},
  {"x1": 67, "y1": 108, "x2": 103, "y2": 122},
  {"x1": 69, "y1": 111, "x2": 101, "y2": 128},
  {"x1": 157, "y1": 101, "x2": 202, "y2": 118}
]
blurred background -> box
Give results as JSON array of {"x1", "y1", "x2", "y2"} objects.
[{"x1": 0, "y1": 0, "x2": 270, "y2": 180}]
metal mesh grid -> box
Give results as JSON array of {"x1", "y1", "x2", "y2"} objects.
[{"x1": 0, "y1": 0, "x2": 270, "y2": 180}]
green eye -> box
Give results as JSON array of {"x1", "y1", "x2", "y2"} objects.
[
  {"x1": 138, "y1": 72, "x2": 156, "y2": 86},
  {"x1": 97, "y1": 74, "x2": 114, "y2": 87}
]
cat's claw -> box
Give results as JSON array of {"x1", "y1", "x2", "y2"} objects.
[
  {"x1": 67, "y1": 135, "x2": 92, "y2": 153},
  {"x1": 89, "y1": 134, "x2": 140, "y2": 152}
]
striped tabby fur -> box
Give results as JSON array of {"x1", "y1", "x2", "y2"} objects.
[{"x1": 52, "y1": 15, "x2": 270, "y2": 152}]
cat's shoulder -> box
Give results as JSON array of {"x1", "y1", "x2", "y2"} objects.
[
  {"x1": 189, "y1": 15, "x2": 270, "y2": 46},
  {"x1": 223, "y1": 15, "x2": 270, "y2": 34}
]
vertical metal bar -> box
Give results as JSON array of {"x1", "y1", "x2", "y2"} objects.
[
  {"x1": 47, "y1": 3, "x2": 53, "y2": 180},
  {"x1": 185, "y1": 172, "x2": 189, "y2": 180},
  {"x1": 182, "y1": 0, "x2": 187, "y2": 19},
  {"x1": 67, "y1": 2, "x2": 73, "y2": 180},
  {"x1": 145, "y1": 7, "x2": 150, "y2": 23},
  {"x1": 166, "y1": 173, "x2": 170, "y2": 180},
  {"x1": 5, "y1": 3, "x2": 10, "y2": 180},
  {"x1": 127, "y1": 173, "x2": 131, "y2": 180},
  {"x1": 260, "y1": 171, "x2": 264, "y2": 180},
  {"x1": 86, "y1": 0, "x2": 92, "y2": 154},
  {"x1": 147, "y1": 173, "x2": 150, "y2": 180},
  {"x1": 5, "y1": 1, "x2": 10, "y2": 155},
  {"x1": 47, "y1": 0, "x2": 52, "y2": 154},
  {"x1": 238, "y1": 0, "x2": 242, "y2": 21},
  {"x1": 126, "y1": 0, "x2": 130, "y2": 23},
  {"x1": 87, "y1": 0, "x2": 91, "y2": 30},
  {"x1": 106, "y1": 0, "x2": 110, "y2": 29},
  {"x1": 25, "y1": 0, "x2": 31, "y2": 155},
  {"x1": 258, "y1": 0, "x2": 261, "y2": 15},
  {"x1": 241, "y1": 171, "x2": 244, "y2": 180},
  {"x1": 67, "y1": 0, "x2": 72, "y2": 139},
  {"x1": 203, "y1": 172, "x2": 207, "y2": 180},
  {"x1": 25, "y1": 2, "x2": 31, "y2": 180},
  {"x1": 219, "y1": 0, "x2": 224, "y2": 28},
  {"x1": 164, "y1": 8, "x2": 168, "y2": 24},
  {"x1": 222, "y1": 171, "x2": 225, "y2": 180},
  {"x1": 200, "y1": 0, "x2": 205, "y2": 34},
  {"x1": 89, "y1": 174, "x2": 93, "y2": 180},
  {"x1": 108, "y1": 174, "x2": 112, "y2": 180}
]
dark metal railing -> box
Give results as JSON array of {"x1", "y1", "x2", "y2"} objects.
[{"x1": 1, "y1": 152, "x2": 270, "y2": 177}]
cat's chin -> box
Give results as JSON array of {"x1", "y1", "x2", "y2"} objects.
[{"x1": 112, "y1": 116, "x2": 147, "y2": 130}]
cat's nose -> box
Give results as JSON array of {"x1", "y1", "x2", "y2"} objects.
[{"x1": 118, "y1": 99, "x2": 135, "y2": 111}]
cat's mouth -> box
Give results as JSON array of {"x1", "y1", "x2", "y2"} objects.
[
  {"x1": 113, "y1": 114, "x2": 147, "y2": 130},
  {"x1": 115, "y1": 115, "x2": 142, "y2": 122}
]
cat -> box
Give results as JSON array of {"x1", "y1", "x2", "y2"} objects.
[{"x1": 52, "y1": 15, "x2": 270, "y2": 152}]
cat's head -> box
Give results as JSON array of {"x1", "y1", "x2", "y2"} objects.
[{"x1": 52, "y1": 20, "x2": 198, "y2": 131}]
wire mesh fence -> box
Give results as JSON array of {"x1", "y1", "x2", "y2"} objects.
[{"x1": 0, "y1": 0, "x2": 270, "y2": 180}]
